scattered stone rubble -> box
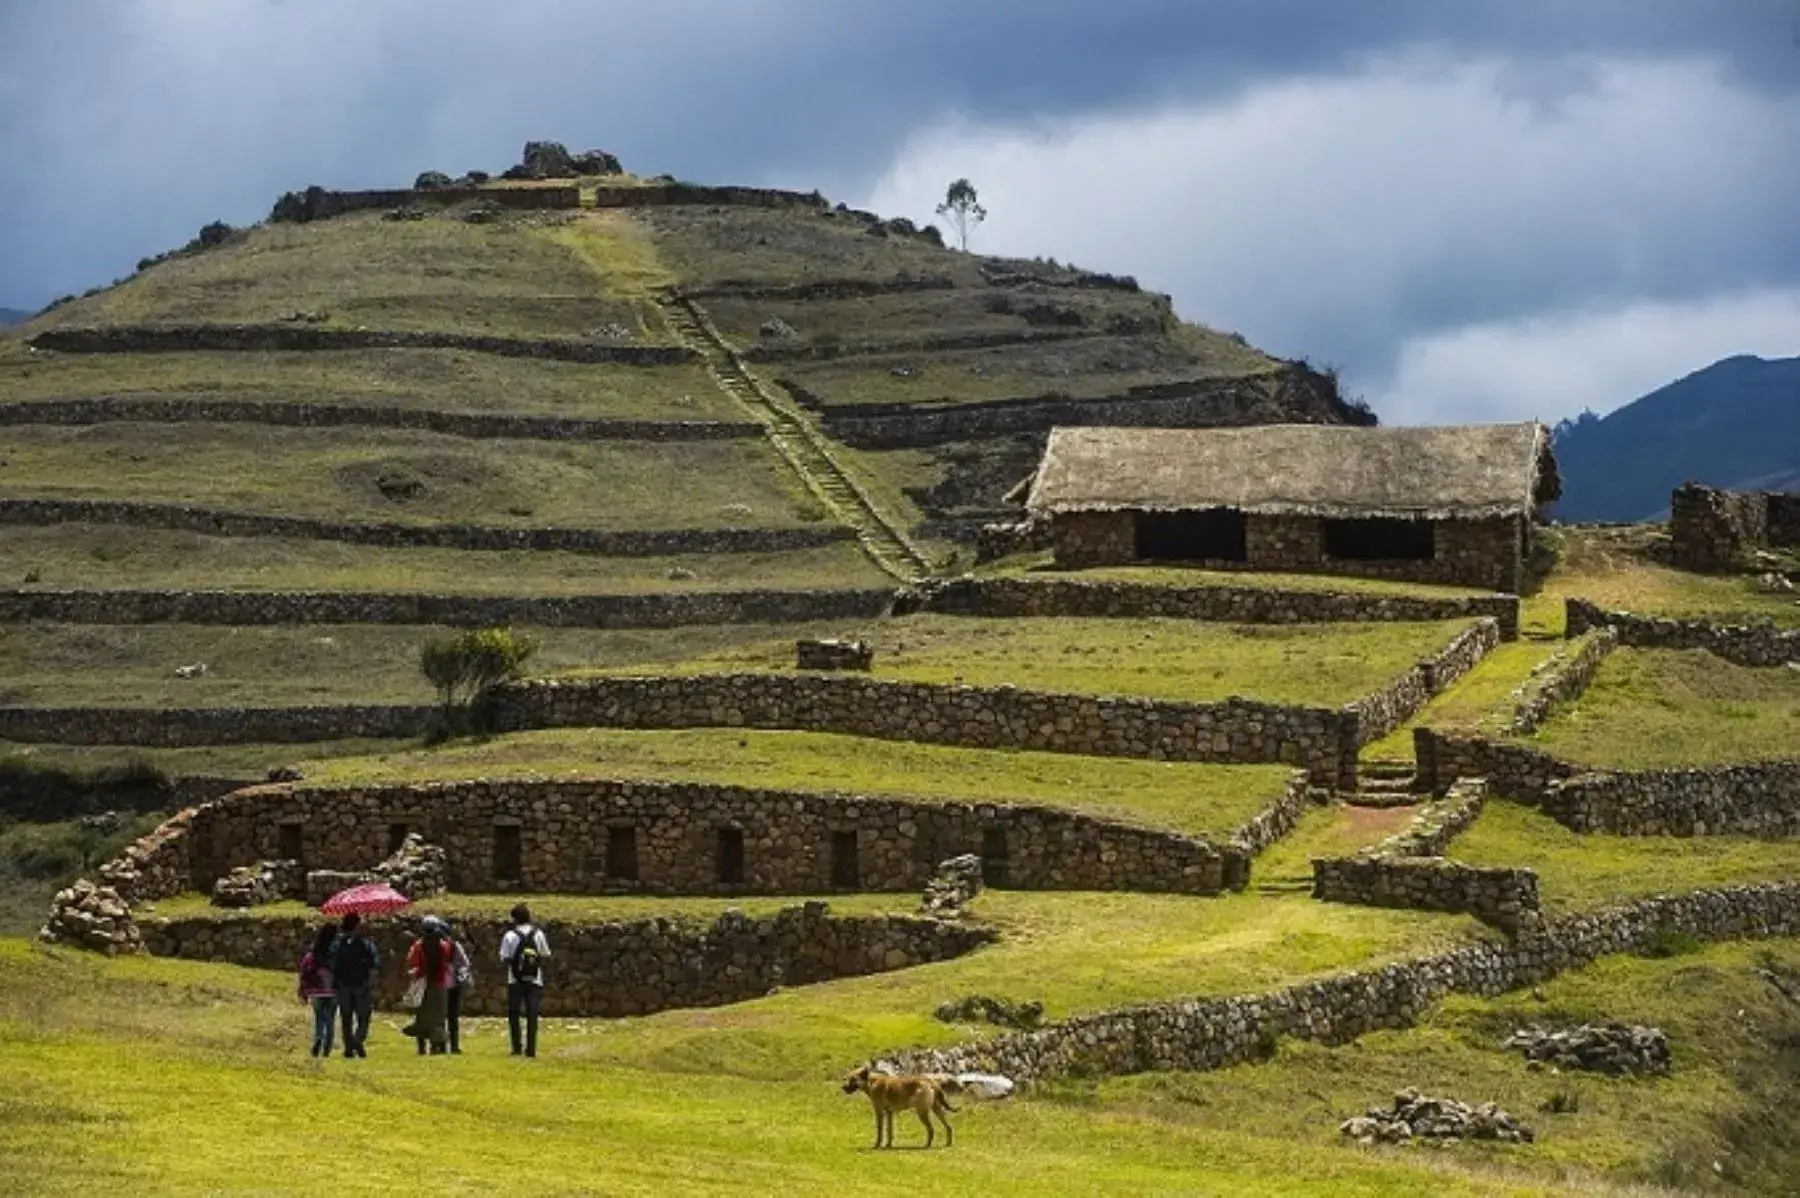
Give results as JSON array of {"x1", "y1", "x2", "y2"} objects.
[
  {"x1": 1505, "y1": 1024, "x2": 1670, "y2": 1076},
  {"x1": 210, "y1": 859, "x2": 304, "y2": 908},
  {"x1": 1340, "y1": 1089, "x2": 1533, "y2": 1145},
  {"x1": 795, "y1": 638, "x2": 874, "y2": 671},
  {"x1": 919, "y1": 854, "x2": 983, "y2": 918},
  {"x1": 376, "y1": 833, "x2": 447, "y2": 899},
  {"x1": 40, "y1": 880, "x2": 141, "y2": 954},
  {"x1": 935, "y1": 994, "x2": 1045, "y2": 1029}
]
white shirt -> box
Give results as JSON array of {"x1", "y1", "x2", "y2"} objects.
[{"x1": 499, "y1": 924, "x2": 551, "y2": 987}]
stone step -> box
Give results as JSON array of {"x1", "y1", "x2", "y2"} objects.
[{"x1": 1340, "y1": 792, "x2": 1421, "y2": 810}]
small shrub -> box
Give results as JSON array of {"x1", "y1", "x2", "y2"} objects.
[
  {"x1": 1540, "y1": 1088, "x2": 1581, "y2": 1114},
  {"x1": 1640, "y1": 929, "x2": 1704, "y2": 959},
  {"x1": 420, "y1": 627, "x2": 540, "y2": 734}
]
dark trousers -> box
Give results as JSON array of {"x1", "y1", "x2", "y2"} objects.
[
  {"x1": 507, "y1": 982, "x2": 542, "y2": 1057},
  {"x1": 447, "y1": 985, "x2": 463, "y2": 1052},
  {"x1": 336, "y1": 984, "x2": 372, "y2": 1056}
]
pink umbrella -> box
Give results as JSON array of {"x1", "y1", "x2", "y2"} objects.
[{"x1": 319, "y1": 882, "x2": 412, "y2": 917}]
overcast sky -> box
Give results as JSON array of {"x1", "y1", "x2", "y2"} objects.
[{"x1": 2, "y1": 0, "x2": 1797, "y2": 424}]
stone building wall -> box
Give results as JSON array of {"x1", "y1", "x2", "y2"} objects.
[
  {"x1": 1767, "y1": 493, "x2": 1800, "y2": 546},
  {"x1": 28, "y1": 325, "x2": 696, "y2": 366},
  {"x1": 1669, "y1": 483, "x2": 1772, "y2": 572},
  {"x1": 1543, "y1": 763, "x2": 1800, "y2": 837},
  {"x1": 139, "y1": 903, "x2": 993, "y2": 1018},
  {"x1": 1508, "y1": 628, "x2": 1618, "y2": 734},
  {"x1": 489, "y1": 672, "x2": 1356, "y2": 784},
  {"x1": 1565, "y1": 598, "x2": 1800, "y2": 667},
  {"x1": 0, "y1": 397, "x2": 759, "y2": 443},
  {"x1": 1047, "y1": 511, "x2": 1525, "y2": 592},
  {"x1": 270, "y1": 185, "x2": 582, "y2": 221},
  {"x1": 0, "y1": 581, "x2": 889, "y2": 629},
  {"x1": 912, "y1": 577, "x2": 1520, "y2": 640},
  {"x1": 115, "y1": 777, "x2": 1248, "y2": 899},
  {"x1": 883, "y1": 882, "x2": 1800, "y2": 1087},
  {"x1": 1413, "y1": 729, "x2": 1577, "y2": 802}
]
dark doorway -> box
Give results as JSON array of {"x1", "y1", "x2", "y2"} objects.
[
  {"x1": 277, "y1": 822, "x2": 303, "y2": 862},
  {"x1": 1324, "y1": 517, "x2": 1435, "y2": 561},
  {"x1": 830, "y1": 830, "x2": 860, "y2": 889},
  {"x1": 716, "y1": 827, "x2": 745, "y2": 885},
  {"x1": 1135, "y1": 508, "x2": 1247, "y2": 561},
  {"x1": 606, "y1": 826, "x2": 639, "y2": 882},
  {"x1": 980, "y1": 827, "x2": 1009, "y2": 888},
  {"x1": 387, "y1": 823, "x2": 410, "y2": 855},
  {"x1": 493, "y1": 824, "x2": 523, "y2": 884}
]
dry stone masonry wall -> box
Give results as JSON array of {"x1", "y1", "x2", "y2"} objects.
[
  {"x1": 29, "y1": 325, "x2": 695, "y2": 366},
  {"x1": 1668, "y1": 482, "x2": 1800, "y2": 572},
  {"x1": 1565, "y1": 598, "x2": 1800, "y2": 667},
  {"x1": 0, "y1": 702, "x2": 434, "y2": 748},
  {"x1": 1346, "y1": 619, "x2": 1502, "y2": 746},
  {"x1": 140, "y1": 903, "x2": 992, "y2": 1018},
  {"x1": 1414, "y1": 729, "x2": 1577, "y2": 803},
  {"x1": 1508, "y1": 629, "x2": 1618, "y2": 734},
  {"x1": 881, "y1": 882, "x2": 1800, "y2": 1088},
  {"x1": 1544, "y1": 763, "x2": 1800, "y2": 837}
]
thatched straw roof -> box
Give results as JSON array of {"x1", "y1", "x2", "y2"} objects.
[{"x1": 1027, "y1": 422, "x2": 1552, "y2": 520}]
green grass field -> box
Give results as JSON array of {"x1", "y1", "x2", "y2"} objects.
[
  {"x1": 291, "y1": 727, "x2": 1296, "y2": 839},
  {"x1": 1361, "y1": 640, "x2": 1572, "y2": 760},
  {"x1": 31, "y1": 210, "x2": 662, "y2": 340},
  {"x1": 1525, "y1": 648, "x2": 1800, "y2": 768},
  {"x1": 568, "y1": 614, "x2": 1471, "y2": 706},
  {"x1": 0, "y1": 621, "x2": 881, "y2": 709},
  {"x1": 0, "y1": 341, "x2": 736, "y2": 418},
  {"x1": 2, "y1": 525, "x2": 888, "y2": 594},
  {"x1": 1452, "y1": 800, "x2": 1799, "y2": 914},
  {"x1": 1527, "y1": 527, "x2": 1800, "y2": 632},
  {"x1": 989, "y1": 555, "x2": 1498, "y2": 598},
  {"x1": 0, "y1": 422, "x2": 826, "y2": 530}
]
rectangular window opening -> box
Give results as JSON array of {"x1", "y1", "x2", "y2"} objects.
[
  {"x1": 830, "y1": 830, "x2": 860, "y2": 889},
  {"x1": 387, "y1": 823, "x2": 410, "y2": 855},
  {"x1": 276, "y1": 822, "x2": 303, "y2": 863},
  {"x1": 980, "y1": 827, "x2": 1009, "y2": 888},
  {"x1": 606, "y1": 826, "x2": 639, "y2": 882},
  {"x1": 716, "y1": 826, "x2": 745, "y2": 885},
  {"x1": 1323, "y1": 517, "x2": 1435, "y2": 561},
  {"x1": 493, "y1": 824, "x2": 523, "y2": 884},
  {"x1": 1134, "y1": 508, "x2": 1247, "y2": 562}
]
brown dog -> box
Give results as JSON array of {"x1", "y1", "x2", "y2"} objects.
[{"x1": 842, "y1": 1065, "x2": 956, "y2": 1148}]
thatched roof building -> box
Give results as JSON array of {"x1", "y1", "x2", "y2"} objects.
[
  {"x1": 1027, "y1": 422, "x2": 1556, "y2": 520},
  {"x1": 1025, "y1": 422, "x2": 1557, "y2": 593}
]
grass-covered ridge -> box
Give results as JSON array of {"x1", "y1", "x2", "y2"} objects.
[
  {"x1": 293, "y1": 728, "x2": 1297, "y2": 838},
  {"x1": 567, "y1": 614, "x2": 1474, "y2": 707}
]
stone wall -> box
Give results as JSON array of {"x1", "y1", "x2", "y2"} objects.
[
  {"x1": 140, "y1": 903, "x2": 992, "y2": 1018},
  {"x1": 1543, "y1": 763, "x2": 1800, "y2": 837},
  {"x1": 0, "y1": 583, "x2": 890, "y2": 630},
  {"x1": 488, "y1": 672, "x2": 1355, "y2": 783},
  {"x1": 271, "y1": 185, "x2": 582, "y2": 222},
  {"x1": 1508, "y1": 628, "x2": 1618, "y2": 734},
  {"x1": 749, "y1": 325, "x2": 1099, "y2": 366},
  {"x1": 1227, "y1": 772, "x2": 1322, "y2": 857},
  {"x1": 1370, "y1": 777, "x2": 1491, "y2": 860},
  {"x1": 1048, "y1": 511, "x2": 1526, "y2": 593},
  {"x1": 112, "y1": 776, "x2": 1246, "y2": 899},
  {"x1": 592, "y1": 183, "x2": 826, "y2": 210},
  {"x1": 0, "y1": 397, "x2": 759, "y2": 443},
  {"x1": 29, "y1": 325, "x2": 695, "y2": 366},
  {"x1": 910, "y1": 577, "x2": 1520, "y2": 641},
  {"x1": 1767, "y1": 493, "x2": 1800, "y2": 546},
  {"x1": 882, "y1": 882, "x2": 1800, "y2": 1087},
  {"x1": 1346, "y1": 619, "x2": 1502, "y2": 747},
  {"x1": 1670, "y1": 483, "x2": 1774, "y2": 572},
  {"x1": 1565, "y1": 598, "x2": 1800, "y2": 667},
  {"x1": 1413, "y1": 729, "x2": 1577, "y2": 802},
  {"x1": 0, "y1": 500, "x2": 855, "y2": 557},
  {"x1": 0, "y1": 704, "x2": 434, "y2": 749},
  {"x1": 680, "y1": 275, "x2": 957, "y2": 302}
]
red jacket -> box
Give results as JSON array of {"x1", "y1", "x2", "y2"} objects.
[{"x1": 407, "y1": 938, "x2": 456, "y2": 988}]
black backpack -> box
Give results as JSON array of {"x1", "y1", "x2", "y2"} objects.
[
  {"x1": 334, "y1": 935, "x2": 375, "y2": 987},
  {"x1": 509, "y1": 925, "x2": 542, "y2": 983}
]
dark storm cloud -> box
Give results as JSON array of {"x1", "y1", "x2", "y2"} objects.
[{"x1": 1, "y1": 0, "x2": 1795, "y2": 425}]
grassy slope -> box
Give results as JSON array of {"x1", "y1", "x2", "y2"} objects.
[
  {"x1": 0, "y1": 340, "x2": 737, "y2": 419},
  {"x1": 987, "y1": 554, "x2": 1498, "y2": 597},
  {"x1": 0, "y1": 422, "x2": 826, "y2": 530},
  {"x1": 2, "y1": 526, "x2": 887, "y2": 594},
  {"x1": 1453, "y1": 801, "x2": 1799, "y2": 914},
  {"x1": 1361, "y1": 640, "x2": 1571, "y2": 760},
  {"x1": 568, "y1": 614, "x2": 1472, "y2": 707},
  {"x1": 4, "y1": 929, "x2": 1796, "y2": 1195},
  {"x1": 1525, "y1": 648, "x2": 1800, "y2": 768},
  {"x1": 1529, "y1": 527, "x2": 1800, "y2": 632},
  {"x1": 293, "y1": 727, "x2": 1296, "y2": 838}
]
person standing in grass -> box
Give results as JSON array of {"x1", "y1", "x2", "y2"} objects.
[
  {"x1": 444, "y1": 919, "x2": 474, "y2": 1055},
  {"x1": 404, "y1": 918, "x2": 455, "y2": 1055},
  {"x1": 331, "y1": 913, "x2": 378, "y2": 1058},
  {"x1": 499, "y1": 904, "x2": 551, "y2": 1058},
  {"x1": 297, "y1": 924, "x2": 338, "y2": 1058}
]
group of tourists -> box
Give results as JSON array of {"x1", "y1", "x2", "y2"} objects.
[{"x1": 295, "y1": 904, "x2": 551, "y2": 1059}]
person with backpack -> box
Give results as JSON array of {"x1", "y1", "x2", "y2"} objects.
[
  {"x1": 331, "y1": 913, "x2": 379, "y2": 1059},
  {"x1": 297, "y1": 924, "x2": 338, "y2": 1058},
  {"x1": 443, "y1": 919, "x2": 474, "y2": 1055},
  {"x1": 499, "y1": 904, "x2": 551, "y2": 1058}
]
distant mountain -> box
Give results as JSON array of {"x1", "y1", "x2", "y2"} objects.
[
  {"x1": 0, "y1": 307, "x2": 31, "y2": 327},
  {"x1": 1552, "y1": 355, "x2": 1800, "y2": 522}
]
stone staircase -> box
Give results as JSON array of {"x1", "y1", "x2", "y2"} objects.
[
  {"x1": 1345, "y1": 757, "x2": 1420, "y2": 807},
  {"x1": 657, "y1": 294, "x2": 931, "y2": 582}
]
